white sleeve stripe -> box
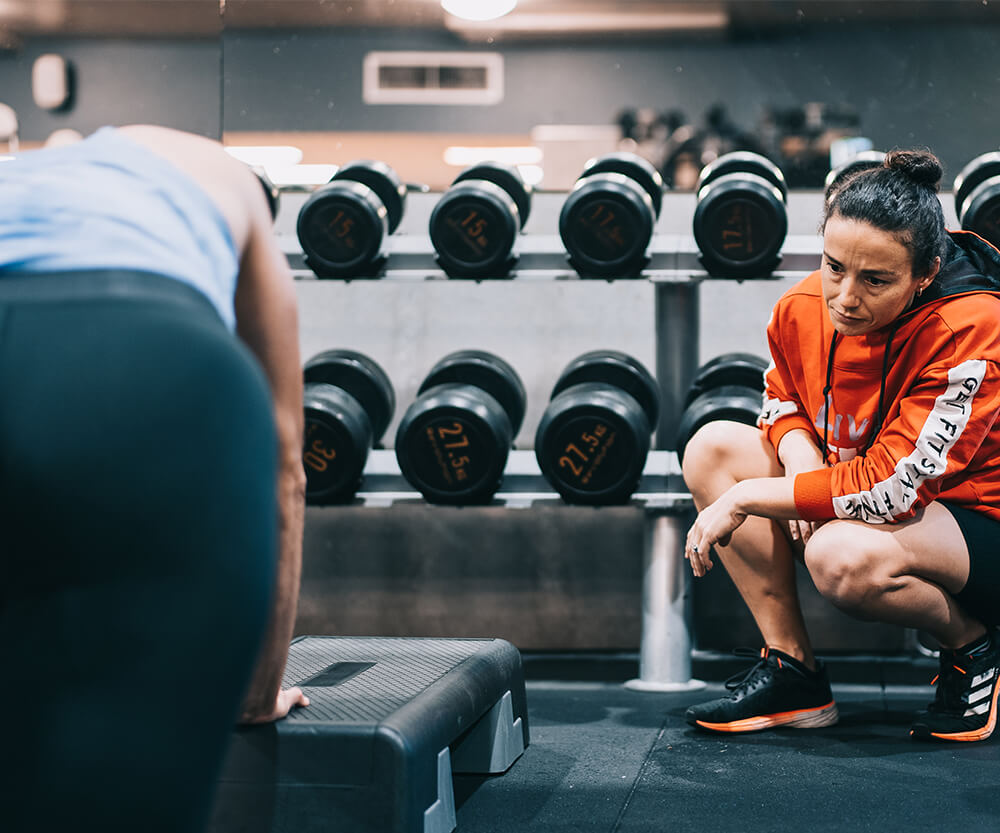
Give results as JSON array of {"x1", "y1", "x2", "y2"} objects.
[
  {"x1": 759, "y1": 395, "x2": 800, "y2": 426},
  {"x1": 830, "y1": 359, "x2": 987, "y2": 524}
]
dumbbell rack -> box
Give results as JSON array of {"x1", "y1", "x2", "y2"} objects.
[{"x1": 286, "y1": 226, "x2": 824, "y2": 690}]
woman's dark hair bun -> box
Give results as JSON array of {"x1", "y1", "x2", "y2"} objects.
[{"x1": 884, "y1": 149, "x2": 942, "y2": 192}]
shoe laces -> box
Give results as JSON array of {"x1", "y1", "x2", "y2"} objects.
[
  {"x1": 927, "y1": 651, "x2": 970, "y2": 713},
  {"x1": 724, "y1": 647, "x2": 776, "y2": 694}
]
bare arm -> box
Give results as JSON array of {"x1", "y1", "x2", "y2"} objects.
[
  {"x1": 232, "y1": 183, "x2": 310, "y2": 723},
  {"x1": 684, "y1": 429, "x2": 827, "y2": 575},
  {"x1": 685, "y1": 476, "x2": 799, "y2": 577},
  {"x1": 776, "y1": 428, "x2": 829, "y2": 546}
]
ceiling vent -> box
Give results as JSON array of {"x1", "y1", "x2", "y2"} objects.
[{"x1": 362, "y1": 51, "x2": 504, "y2": 105}]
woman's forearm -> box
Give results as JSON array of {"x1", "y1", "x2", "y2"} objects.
[
  {"x1": 240, "y1": 460, "x2": 305, "y2": 721},
  {"x1": 730, "y1": 476, "x2": 800, "y2": 520}
]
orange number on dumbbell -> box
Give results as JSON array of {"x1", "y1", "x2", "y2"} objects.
[
  {"x1": 461, "y1": 210, "x2": 487, "y2": 237},
  {"x1": 589, "y1": 205, "x2": 616, "y2": 226},
  {"x1": 559, "y1": 456, "x2": 583, "y2": 476},
  {"x1": 559, "y1": 443, "x2": 589, "y2": 477},
  {"x1": 304, "y1": 439, "x2": 336, "y2": 472},
  {"x1": 327, "y1": 210, "x2": 354, "y2": 238}
]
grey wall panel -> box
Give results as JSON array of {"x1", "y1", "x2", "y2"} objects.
[
  {"x1": 222, "y1": 23, "x2": 1000, "y2": 177},
  {"x1": 0, "y1": 38, "x2": 222, "y2": 141}
]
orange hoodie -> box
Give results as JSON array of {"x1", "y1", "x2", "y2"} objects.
[{"x1": 760, "y1": 231, "x2": 1000, "y2": 523}]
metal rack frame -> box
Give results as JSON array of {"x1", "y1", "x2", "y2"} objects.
[{"x1": 291, "y1": 234, "x2": 824, "y2": 689}]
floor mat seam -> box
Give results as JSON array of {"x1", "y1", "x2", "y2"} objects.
[{"x1": 609, "y1": 714, "x2": 668, "y2": 833}]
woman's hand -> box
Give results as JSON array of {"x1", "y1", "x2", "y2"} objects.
[
  {"x1": 684, "y1": 476, "x2": 802, "y2": 576},
  {"x1": 787, "y1": 518, "x2": 818, "y2": 546},
  {"x1": 240, "y1": 686, "x2": 310, "y2": 724},
  {"x1": 685, "y1": 484, "x2": 749, "y2": 577}
]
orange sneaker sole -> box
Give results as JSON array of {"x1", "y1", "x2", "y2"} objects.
[{"x1": 694, "y1": 701, "x2": 839, "y2": 733}]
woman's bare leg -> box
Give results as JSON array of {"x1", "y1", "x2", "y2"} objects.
[
  {"x1": 804, "y1": 504, "x2": 985, "y2": 649},
  {"x1": 682, "y1": 421, "x2": 817, "y2": 668}
]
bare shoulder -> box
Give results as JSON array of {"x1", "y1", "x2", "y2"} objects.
[{"x1": 116, "y1": 125, "x2": 267, "y2": 253}]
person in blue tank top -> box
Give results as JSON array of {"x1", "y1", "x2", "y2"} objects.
[{"x1": 0, "y1": 125, "x2": 309, "y2": 833}]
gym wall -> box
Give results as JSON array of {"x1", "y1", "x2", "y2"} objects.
[
  {"x1": 3, "y1": 21, "x2": 998, "y2": 181},
  {"x1": 221, "y1": 22, "x2": 998, "y2": 181},
  {"x1": 0, "y1": 38, "x2": 221, "y2": 138}
]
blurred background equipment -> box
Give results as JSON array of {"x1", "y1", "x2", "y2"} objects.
[
  {"x1": 616, "y1": 101, "x2": 872, "y2": 194},
  {"x1": 559, "y1": 151, "x2": 664, "y2": 278},
  {"x1": 429, "y1": 162, "x2": 531, "y2": 279},
  {"x1": 760, "y1": 101, "x2": 866, "y2": 189},
  {"x1": 692, "y1": 151, "x2": 788, "y2": 279},
  {"x1": 824, "y1": 149, "x2": 886, "y2": 196},
  {"x1": 0, "y1": 102, "x2": 19, "y2": 152},
  {"x1": 675, "y1": 352, "x2": 769, "y2": 462},
  {"x1": 954, "y1": 152, "x2": 1000, "y2": 250},
  {"x1": 661, "y1": 104, "x2": 766, "y2": 191},
  {"x1": 296, "y1": 160, "x2": 406, "y2": 279}
]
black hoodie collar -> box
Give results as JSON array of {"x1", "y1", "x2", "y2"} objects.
[{"x1": 913, "y1": 231, "x2": 1000, "y2": 309}]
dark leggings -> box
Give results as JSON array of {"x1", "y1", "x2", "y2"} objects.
[
  {"x1": 942, "y1": 502, "x2": 1000, "y2": 627},
  {"x1": 0, "y1": 272, "x2": 278, "y2": 833}
]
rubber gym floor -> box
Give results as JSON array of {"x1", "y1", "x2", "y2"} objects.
[{"x1": 451, "y1": 655, "x2": 1000, "y2": 833}]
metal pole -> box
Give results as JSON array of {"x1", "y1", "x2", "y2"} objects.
[
  {"x1": 626, "y1": 279, "x2": 704, "y2": 691},
  {"x1": 625, "y1": 510, "x2": 705, "y2": 692},
  {"x1": 654, "y1": 281, "x2": 701, "y2": 450}
]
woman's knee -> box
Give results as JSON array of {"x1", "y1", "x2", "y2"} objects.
[
  {"x1": 804, "y1": 522, "x2": 894, "y2": 612},
  {"x1": 681, "y1": 420, "x2": 762, "y2": 495}
]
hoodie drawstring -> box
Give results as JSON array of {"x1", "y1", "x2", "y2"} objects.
[
  {"x1": 821, "y1": 332, "x2": 838, "y2": 461},
  {"x1": 821, "y1": 324, "x2": 898, "y2": 460},
  {"x1": 864, "y1": 322, "x2": 900, "y2": 456}
]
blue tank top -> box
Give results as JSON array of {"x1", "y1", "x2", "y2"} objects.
[{"x1": 0, "y1": 127, "x2": 239, "y2": 330}]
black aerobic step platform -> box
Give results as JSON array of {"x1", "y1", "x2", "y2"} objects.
[{"x1": 210, "y1": 636, "x2": 529, "y2": 833}]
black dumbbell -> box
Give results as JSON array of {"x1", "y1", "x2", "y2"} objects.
[
  {"x1": 535, "y1": 351, "x2": 660, "y2": 505},
  {"x1": 250, "y1": 165, "x2": 280, "y2": 222},
  {"x1": 297, "y1": 159, "x2": 406, "y2": 279},
  {"x1": 824, "y1": 150, "x2": 885, "y2": 197},
  {"x1": 559, "y1": 152, "x2": 664, "y2": 278},
  {"x1": 693, "y1": 151, "x2": 788, "y2": 279},
  {"x1": 395, "y1": 350, "x2": 526, "y2": 504},
  {"x1": 302, "y1": 349, "x2": 395, "y2": 504},
  {"x1": 429, "y1": 162, "x2": 532, "y2": 279},
  {"x1": 675, "y1": 352, "x2": 769, "y2": 463},
  {"x1": 954, "y1": 152, "x2": 1000, "y2": 250}
]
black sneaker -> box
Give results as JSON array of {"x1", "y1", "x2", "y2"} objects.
[
  {"x1": 910, "y1": 630, "x2": 1000, "y2": 742},
  {"x1": 686, "y1": 647, "x2": 839, "y2": 733}
]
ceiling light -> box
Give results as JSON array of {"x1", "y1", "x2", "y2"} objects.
[{"x1": 441, "y1": 0, "x2": 517, "y2": 23}]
